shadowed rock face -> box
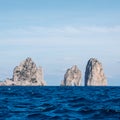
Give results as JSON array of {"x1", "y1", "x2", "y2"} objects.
[
  {"x1": 0, "y1": 57, "x2": 46, "y2": 86},
  {"x1": 61, "y1": 65, "x2": 82, "y2": 86},
  {"x1": 85, "y1": 58, "x2": 107, "y2": 86}
]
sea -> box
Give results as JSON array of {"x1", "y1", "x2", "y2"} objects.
[{"x1": 0, "y1": 86, "x2": 119, "y2": 120}]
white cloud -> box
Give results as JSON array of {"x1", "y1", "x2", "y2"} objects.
[
  {"x1": 0, "y1": 25, "x2": 120, "y2": 47},
  {"x1": 1, "y1": 25, "x2": 120, "y2": 36},
  {"x1": 32, "y1": 25, "x2": 120, "y2": 34},
  {"x1": 79, "y1": 26, "x2": 120, "y2": 33},
  {"x1": 117, "y1": 60, "x2": 120, "y2": 64}
]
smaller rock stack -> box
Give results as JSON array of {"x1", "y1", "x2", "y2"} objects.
[
  {"x1": 61, "y1": 65, "x2": 82, "y2": 86},
  {"x1": 85, "y1": 58, "x2": 107, "y2": 86}
]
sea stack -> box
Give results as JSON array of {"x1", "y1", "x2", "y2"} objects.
[
  {"x1": 0, "y1": 57, "x2": 46, "y2": 86},
  {"x1": 61, "y1": 65, "x2": 82, "y2": 86},
  {"x1": 85, "y1": 58, "x2": 107, "y2": 86}
]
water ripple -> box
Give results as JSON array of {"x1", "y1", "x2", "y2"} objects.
[{"x1": 0, "y1": 86, "x2": 119, "y2": 120}]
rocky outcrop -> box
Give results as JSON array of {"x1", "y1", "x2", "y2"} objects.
[
  {"x1": 61, "y1": 65, "x2": 82, "y2": 86},
  {"x1": 85, "y1": 58, "x2": 107, "y2": 86},
  {"x1": 0, "y1": 57, "x2": 46, "y2": 86}
]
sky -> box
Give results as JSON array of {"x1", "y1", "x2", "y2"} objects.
[{"x1": 0, "y1": 0, "x2": 120, "y2": 86}]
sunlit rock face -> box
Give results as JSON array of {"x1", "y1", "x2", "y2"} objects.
[
  {"x1": 61, "y1": 65, "x2": 82, "y2": 86},
  {"x1": 85, "y1": 58, "x2": 107, "y2": 86},
  {"x1": 0, "y1": 57, "x2": 46, "y2": 86}
]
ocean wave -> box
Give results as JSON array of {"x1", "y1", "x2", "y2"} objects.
[{"x1": 0, "y1": 86, "x2": 119, "y2": 119}]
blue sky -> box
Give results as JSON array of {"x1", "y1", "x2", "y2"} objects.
[{"x1": 0, "y1": 0, "x2": 120, "y2": 85}]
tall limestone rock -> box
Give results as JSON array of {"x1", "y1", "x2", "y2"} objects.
[
  {"x1": 0, "y1": 57, "x2": 46, "y2": 86},
  {"x1": 61, "y1": 65, "x2": 82, "y2": 86},
  {"x1": 85, "y1": 58, "x2": 107, "y2": 86}
]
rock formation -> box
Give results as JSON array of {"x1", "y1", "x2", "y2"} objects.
[
  {"x1": 85, "y1": 58, "x2": 107, "y2": 86},
  {"x1": 61, "y1": 65, "x2": 82, "y2": 86},
  {"x1": 0, "y1": 57, "x2": 46, "y2": 86}
]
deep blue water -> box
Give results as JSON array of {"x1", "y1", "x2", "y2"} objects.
[{"x1": 0, "y1": 87, "x2": 120, "y2": 120}]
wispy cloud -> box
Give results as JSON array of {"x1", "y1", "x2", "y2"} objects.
[
  {"x1": 117, "y1": 60, "x2": 120, "y2": 64},
  {"x1": 25, "y1": 25, "x2": 120, "y2": 34},
  {"x1": 1, "y1": 25, "x2": 120, "y2": 36},
  {"x1": 0, "y1": 25, "x2": 120, "y2": 47}
]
